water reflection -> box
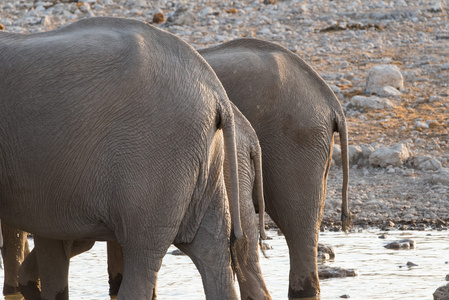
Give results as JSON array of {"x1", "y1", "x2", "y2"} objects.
[{"x1": 1, "y1": 229, "x2": 448, "y2": 299}]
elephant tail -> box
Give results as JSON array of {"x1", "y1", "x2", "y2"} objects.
[
  {"x1": 250, "y1": 143, "x2": 267, "y2": 241},
  {"x1": 0, "y1": 220, "x2": 3, "y2": 248},
  {"x1": 219, "y1": 102, "x2": 244, "y2": 240},
  {"x1": 337, "y1": 115, "x2": 351, "y2": 232}
]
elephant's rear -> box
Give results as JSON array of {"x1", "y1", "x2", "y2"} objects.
[
  {"x1": 0, "y1": 18, "x2": 217, "y2": 239},
  {"x1": 200, "y1": 38, "x2": 349, "y2": 298},
  {"x1": 1, "y1": 17, "x2": 241, "y2": 299}
]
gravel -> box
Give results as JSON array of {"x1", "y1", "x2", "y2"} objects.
[{"x1": 1, "y1": 0, "x2": 448, "y2": 230}]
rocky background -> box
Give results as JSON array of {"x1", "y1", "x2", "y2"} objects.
[{"x1": 1, "y1": 0, "x2": 448, "y2": 230}]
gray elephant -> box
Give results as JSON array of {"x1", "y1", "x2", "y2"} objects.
[
  {"x1": 198, "y1": 38, "x2": 350, "y2": 299},
  {"x1": 15, "y1": 103, "x2": 271, "y2": 300},
  {"x1": 0, "y1": 17, "x2": 243, "y2": 300}
]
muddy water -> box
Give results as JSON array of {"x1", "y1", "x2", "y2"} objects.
[{"x1": 2, "y1": 229, "x2": 448, "y2": 299}]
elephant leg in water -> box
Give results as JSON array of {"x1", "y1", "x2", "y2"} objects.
[
  {"x1": 1, "y1": 224, "x2": 30, "y2": 295},
  {"x1": 18, "y1": 239, "x2": 95, "y2": 299}
]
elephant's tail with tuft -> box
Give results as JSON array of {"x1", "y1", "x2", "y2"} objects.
[
  {"x1": 218, "y1": 100, "x2": 244, "y2": 240},
  {"x1": 337, "y1": 114, "x2": 352, "y2": 232}
]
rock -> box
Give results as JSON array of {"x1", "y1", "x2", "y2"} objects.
[
  {"x1": 434, "y1": 283, "x2": 449, "y2": 300},
  {"x1": 340, "y1": 295, "x2": 350, "y2": 299},
  {"x1": 369, "y1": 143, "x2": 412, "y2": 168},
  {"x1": 414, "y1": 120, "x2": 429, "y2": 129},
  {"x1": 318, "y1": 265, "x2": 358, "y2": 279},
  {"x1": 173, "y1": 10, "x2": 197, "y2": 26},
  {"x1": 407, "y1": 155, "x2": 442, "y2": 171},
  {"x1": 152, "y1": 11, "x2": 166, "y2": 24},
  {"x1": 349, "y1": 95, "x2": 396, "y2": 110},
  {"x1": 41, "y1": 15, "x2": 52, "y2": 27},
  {"x1": 318, "y1": 243, "x2": 336, "y2": 259},
  {"x1": 260, "y1": 242, "x2": 273, "y2": 250},
  {"x1": 384, "y1": 239, "x2": 415, "y2": 249},
  {"x1": 406, "y1": 261, "x2": 418, "y2": 267},
  {"x1": 171, "y1": 249, "x2": 186, "y2": 256},
  {"x1": 348, "y1": 145, "x2": 363, "y2": 166},
  {"x1": 317, "y1": 251, "x2": 330, "y2": 261},
  {"x1": 445, "y1": 274, "x2": 449, "y2": 281},
  {"x1": 429, "y1": 2, "x2": 443, "y2": 13},
  {"x1": 332, "y1": 144, "x2": 342, "y2": 166},
  {"x1": 366, "y1": 65, "x2": 404, "y2": 94},
  {"x1": 378, "y1": 85, "x2": 402, "y2": 97},
  {"x1": 263, "y1": 0, "x2": 277, "y2": 4},
  {"x1": 430, "y1": 168, "x2": 449, "y2": 185}
]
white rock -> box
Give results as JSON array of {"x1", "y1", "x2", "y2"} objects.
[
  {"x1": 348, "y1": 145, "x2": 363, "y2": 166},
  {"x1": 41, "y1": 15, "x2": 52, "y2": 27},
  {"x1": 429, "y1": 2, "x2": 443, "y2": 12},
  {"x1": 366, "y1": 65, "x2": 404, "y2": 94},
  {"x1": 408, "y1": 155, "x2": 442, "y2": 171},
  {"x1": 332, "y1": 144, "x2": 342, "y2": 166},
  {"x1": 414, "y1": 120, "x2": 429, "y2": 129},
  {"x1": 174, "y1": 11, "x2": 196, "y2": 26},
  {"x1": 430, "y1": 168, "x2": 449, "y2": 185},
  {"x1": 369, "y1": 143, "x2": 411, "y2": 168},
  {"x1": 350, "y1": 95, "x2": 396, "y2": 110},
  {"x1": 378, "y1": 85, "x2": 402, "y2": 97}
]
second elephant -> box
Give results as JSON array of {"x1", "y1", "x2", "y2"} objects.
[{"x1": 199, "y1": 38, "x2": 351, "y2": 299}]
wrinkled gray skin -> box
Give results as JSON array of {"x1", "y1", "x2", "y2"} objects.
[
  {"x1": 0, "y1": 17, "x2": 243, "y2": 300},
  {"x1": 199, "y1": 38, "x2": 351, "y2": 299},
  {"x1": 15, "y1": 104, "x2": 271, "y2": 300}
]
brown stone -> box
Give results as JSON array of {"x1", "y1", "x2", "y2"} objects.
[
  {"x1": 152, "y1": 12, "x2": 166, "y2": 24},
  {"x1": 225, "y1": 8, "x2": 238, "y2": 14}
]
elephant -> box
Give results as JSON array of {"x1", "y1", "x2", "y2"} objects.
[
  {"x1": 198, "y1": 38, "x2": 351, "y2": 299},
  {"x1": 0, "y1": 17, "x2": 244, "y2": 300},
  {"x1": 14, "y1": 103, "x2": 271, "y2": 300}
]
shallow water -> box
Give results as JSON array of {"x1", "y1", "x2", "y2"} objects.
[{"x1": 2, "y1": 229, "x2": 448, "y2": 299}]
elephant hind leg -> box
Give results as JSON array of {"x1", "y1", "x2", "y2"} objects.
[
  {"x1": 2, "y1": 224, "x2": 30, "y2": 295},
  {"x1": 18, "y1": 248, "x2": 40, "y2": 299},
  {"x1": 31, "y1": 237, "x2": 71, "y2": 300},
  {"x1": 118, "y1": 244, "x2": 166, "y2": 300},
  {"x1": 175, "y1": 193, "x2": 237, "y2": 299},
  {"x1": 107, "y1": 240, "x2": 123, "y2": 296}
]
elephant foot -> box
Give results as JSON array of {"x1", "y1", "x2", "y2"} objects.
[
  {"x1": 3, "y1": 284, "x2": 20, "y2": 295},
  {"x1": 108, "y1": 273, "x2": 122, "y2": 296},
  {"x1": 288, "y1": 275, "x2": 320, "y2": 299},
  {"x1": 19, "y1": 281, "x2": 40, "y2": 300}
]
